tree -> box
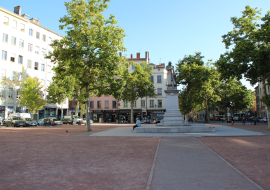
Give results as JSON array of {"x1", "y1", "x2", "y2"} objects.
[
  {"x1": 216, "y1": 5, "x2": 270, "y2": 128},
  {"x1": 19, "y1": 77, "x2": 46, "y2": 118},
  {"x1": 178, "y1": 88, "x2": 193, "y2": 122},
  {"x1": 47, "y1": 73, "x2": 75, "y2": 123},
  {"x1": 176, "y1": 53, "x2": 221, "y2": 123},
  {"x1": 46, "y1": 0, "x2": 126, "y2": 131},
  {"x1": 118, "y1": 61, "x2": 156, "y2": 124}
]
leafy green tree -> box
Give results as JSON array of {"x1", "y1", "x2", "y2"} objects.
[
  {"x1": 19, "y1": 77, "x2": 46, "y2": 118},
  {"x1": 176, "y1": 53, "x2": 221, "y2": 123},
  {"x1": 216, "y1": 5, "x2": 270, "y2": 128},
  {"x1": 47, "y1": 74, "x2": 75, "y2": 123},
  {"x1": 178, "y1": 88, "x2": 193, "y2": 122},
  {"x1": 118, "y1": 61, "x2": 156, "y2": 124},
  {"x1": 46, "y1": 0, "x2": 126, "y2": 131}
]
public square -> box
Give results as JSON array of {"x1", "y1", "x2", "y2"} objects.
[{"x1": 0, "y1": 122, "x2": 269, "y2": 190}]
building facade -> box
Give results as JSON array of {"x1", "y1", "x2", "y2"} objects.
[
  {"x1": 255, "y1": 82, "x2": 270, "y2": 117},
  {"x1": 0, "y1": 6, "x2": 68, "y2": 120}
]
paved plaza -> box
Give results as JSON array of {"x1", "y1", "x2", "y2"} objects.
[{"x1": 0, "y1": 122, "x2": 269, "y2": 190}]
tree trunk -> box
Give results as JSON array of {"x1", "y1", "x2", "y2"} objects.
[
  {"x1": 130, "y1": 100, "x2": 134, "y2": 124},
  {"x1": 86, "y1": 86, "x2": 92, "y2": 131},
  {"x1": 205, "y1": 96, "x2": 209, "y2": 123},
  {"x1": 61, "y1": 102, "x2": 63, "y2": 125},
  {"x1": 261, "y1": 78, "x2": 270, "y2": 129}
]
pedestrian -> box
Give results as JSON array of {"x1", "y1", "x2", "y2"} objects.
[
  {"x1": 153, "y1": 117, "x2": 155, "y2": 124},
  {"x1": 231, "y1": 115, "x2": 234, "y2": 125},
  {"x1": 133, "y1": 118, "x2": 141, "y2": 131},
  {"x1": 242, "y1": 116, "x2": 245, "y2": 125}
]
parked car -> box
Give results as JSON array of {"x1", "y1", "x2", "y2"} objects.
[
  {"x1": 37, "y1": 119, "x2": 45, "y2": 126},
  {"x1": 62, "y1": 118, "x2": 75, "y2": 125},
  {"x1": 24, "y1": 118, "x2": 38, "y2": 126},
  {"x1": 233, "y1": 116, "x2": 239, "y2": 121},
  {"x1": 82, "y1": 119, "x2": 93, "y2": 124},
  {"x1": 5, "y1": 117, "x2": 27, "y2": 127},
  {"x1": 259, "y1": 117, "x2": 267, "y2": 122}
]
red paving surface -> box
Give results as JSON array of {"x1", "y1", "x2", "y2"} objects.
[
  {"x1": 199, "y1": 122, "x2": 270, "y2": 190},
  {"x1": 0, "y1": 124, "x2": 159, "y2": 190}
]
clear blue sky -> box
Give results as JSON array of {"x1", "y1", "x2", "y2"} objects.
[{"x1": 2, "y1": 0, "x2": 270, "y2": 90}]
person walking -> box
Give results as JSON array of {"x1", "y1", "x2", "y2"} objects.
[
  {"x1": 133, "y1": 118, "x2": 141, "y2": 131},
  {"x1": 242, "y1": 115, "x2": 245, "y2": 125},
  {"x1": 231, "y1": 115, "x2": 234, "y2": 125}
]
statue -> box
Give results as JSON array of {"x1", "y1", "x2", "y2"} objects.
[{"x1": 166, "y1": 62, "x2": 176, "y2": 87}]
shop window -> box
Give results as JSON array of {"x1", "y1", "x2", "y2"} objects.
[{"x1": 141, "y1": 100, "x2": 145, "y2": 107}]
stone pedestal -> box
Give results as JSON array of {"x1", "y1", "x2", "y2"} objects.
[{"x1": 157, "y1": 87, "x2": 189, "y2": 126}]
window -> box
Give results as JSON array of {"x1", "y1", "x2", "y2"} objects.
[
  {"x1": 42, "y1": 34, "x2": 46, "y2": 42},
  {"x1": 132, "y1": 65, "x2": 135, "y2": 70},
  {"x1": 141, "y1": 100, "x2": 145, "y2": 107},
  {"x1": 2, "y1": 50, "x2": 7, "y2": 60},
  {"x1": 11, "y1": 36, "x2": 16, "y2": 45},
  {"x1": 42, "y1": 49, "x2": 46, "y2": 56},
  {"x1": 9, "y1": 89, "x2": 13, "y2": 98},
  {"x1": 150, "y1": 100, "x2": 154, "y2": 108},
  {"x1": 17, "y1": 91, "x2": 20, "y2": 99},
  {"x1": 1, "y1": 69, "x2": 6, "y2": 79},
  {"x1": 150, "y1": 76, "x2": 154, "y2": 83},
  {"x1": 72, "y1": 100, "x2": 75, "y2": 108},
  {"x1": 36, "y1": 32, "x2": 40, "y2": 39},
  {"x1": 47, "y1": 65, "x2": 51, "y2": 73},
  {"x1": 158, "y1": 100, "x2": 162, "y2": 108},
  {"x1": 18, "y1": 55, "x2": 23, "y2": 64},
  {"x1": 10, "y1": 71, "x2": 15, "y2": 81},
  {"x1": 2, "y1": 33, "x2": 8, "y2": 42},
  {"x1": 112, "y1": 101, "x2": 116, "y2": 108},
  {"x1": 90, "y1": 101, "x2": 94, "y2": 108},
  {"x1": 157, "y1": 88, "x2": 162, "y2": 96},
  {"x1": 12, "y1": 20, "x2": 17, "y2": 29},
  {"x1": 17, "y1": 72, "x2": 22, "y2": 81},
  {"x1": 19, "y1": 40, "x2": 24, "y2": 48},
  {"x1": 0, "y1": 89, "x2": 5, "y2": 98},
  {"x1": 157, "y1": 75, "x2": 162, "y2": 83},
  {"x1": 97, "y1": 101, "x2": 101, "y2": 108},
  {"x1": 35, "y1": 46, "x2": 39, "y2": 54},
  {"x1": 158, "y1": 69, "x2": 160, "y2": 71},
  {"x1": 123, "y1": 101, "x2": 128, "y2": 108},
  {"x1": 28, "y1": 44, "x2": 32, "y2": 52},
  {"x1": 10, "y1": 53, "x2": 15, "y2": 62},
  {"x1": 41, "y1": 64, "x2": 45, "y2": 72},
  {"x1": 133, "y1": 101, "x2": 136, "y2": 108},
  {"x1": 29, "y1": 29, "x2": 33, "y2": 36},
  {"x1": 27, "y1": 60, "x2": 32, "y2": 68},
  {"x1": 20, "y1": 24, "x2": 25, "y2": 32},
  {"x1": 34, "y1": 62, "x2": 39, "y2": 70},
  {"x1": 105, "y1": 100, "x2": 109, "y2": 108},
  {"x1": 3, "y1": 16, "x2": 9, "y2": 25}
]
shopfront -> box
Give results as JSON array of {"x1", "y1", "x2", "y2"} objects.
[
  {"x1": 146, "y1": 109, "x2": 166, "y2": 121},
  {"x1": 119, "y1": 109, "x2": 142, "y2": 123}
]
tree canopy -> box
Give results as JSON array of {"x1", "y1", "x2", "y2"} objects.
[{"x1": 46, "y1": 0, "x2": 126, "y2": 131}]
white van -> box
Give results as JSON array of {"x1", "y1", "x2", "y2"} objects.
[
  {"x1": 9, "y1": 113, "x2": 31, "y2": 119},
  {"x1": 64, "y1": 115, "x2": 83, "y2": 123}
]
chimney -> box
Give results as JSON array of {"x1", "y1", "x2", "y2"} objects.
[
  {"x1": 137, "y1": 53, "x2": 140, "y2": 58},
  {"x1": 145, "y1": 51, "x2": 149, "y2": 63},
  {"x1": 22, "y1": 14, "x2": 29, "y2": 20},
  {"x1": 131, "y1": 54, "x2": 133, "y2": 59},
  {"x1": 30, "y1": 18, "x2": 40, "y2": 24},
  {"x1": 14, "y1": 6, "x2": 21, "y2": 16}
]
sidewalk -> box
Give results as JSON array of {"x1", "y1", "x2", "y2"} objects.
[{"x1": 149, "y1": 137, "x2": 261, "y2": 190}]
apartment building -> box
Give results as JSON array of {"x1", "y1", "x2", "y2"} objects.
[
  {"x1": 255, "y1": 82, "x2": 270, "y2": 117},
  {"x1": 119, "y1": 52, "x2": 167, "y2": 122},
  {"x1": 0, "y1": 6, "x2": 67, "y2": 120}
]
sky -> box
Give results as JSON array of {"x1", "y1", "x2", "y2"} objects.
[{"x1": 2, "y1": 0, "x2": 270, "y2": 90}]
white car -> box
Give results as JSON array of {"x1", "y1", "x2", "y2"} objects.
[{"x1": 82, "y1": 119, "x2": 93, "y2": 124}]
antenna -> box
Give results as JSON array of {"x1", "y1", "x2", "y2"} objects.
[{"x1": 159, "y1": 58, "x2": 161, "y2": 64}]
